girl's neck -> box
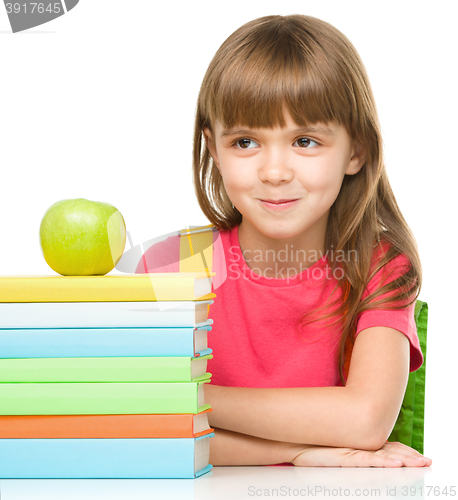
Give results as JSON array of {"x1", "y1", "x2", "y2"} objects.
[{"x1": 237, "y1": 220, "x2": 327, "y2": 278}]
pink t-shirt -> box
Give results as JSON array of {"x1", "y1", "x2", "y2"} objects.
[{"x1": 136, "y1": 225, "x2": 423, "y2": 388}]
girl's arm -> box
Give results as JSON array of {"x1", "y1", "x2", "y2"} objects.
[
  {"x1": 205, "y1": 326, "x2": 410, "y2": 451},
  {"x1": 210, "y1": 427, "x2": 306, "y2": 466},
  {"x1": 211, "y1": 428, "x2": 432, "y2": 467}
]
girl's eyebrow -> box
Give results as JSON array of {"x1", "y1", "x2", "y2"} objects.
[
  {"x1": 220, "y1": 129, "x2": 253, "y2": 138},
  {"x1": 220, "y1": 125, "x2": 336, "y2": 138}
]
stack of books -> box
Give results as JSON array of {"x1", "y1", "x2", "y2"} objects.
[{"x1": 0, "y1": 273, "x2": 216, "y2": 478}]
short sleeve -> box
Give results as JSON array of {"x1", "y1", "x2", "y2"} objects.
[
  {"x1": 355, "y1": 249, "x2": 423, "y2": 372},
  {"x1": 135, "y1": 235, "x2": 181, "y2": 274},
  {"x1": 135, "y1": 229, "x2": 227, "y2": 292}
]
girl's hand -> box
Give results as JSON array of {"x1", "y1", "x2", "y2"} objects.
[{"x1": 291, "y1": 441, "x2": 432, "y2": 468}]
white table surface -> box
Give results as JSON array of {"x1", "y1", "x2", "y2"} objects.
[{"x1": 0, "y1": 459, "x2": 454, "y2": 500}]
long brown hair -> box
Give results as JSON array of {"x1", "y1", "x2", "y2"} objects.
[{"x1": 192, "y1": 14, "x2": 422, "y2": 384}]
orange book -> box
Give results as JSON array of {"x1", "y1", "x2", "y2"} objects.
[{"x1": 0, "y1": 409, "x2": 213, "y2": 439}]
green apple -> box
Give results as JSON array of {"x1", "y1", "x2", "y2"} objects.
[{"x1": 39, "y1": 198, "x2": 127, "y2": 276}]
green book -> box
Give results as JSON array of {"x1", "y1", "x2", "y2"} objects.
[
  {"x1": 0, "y1": 381, "x2": 210, "y2": 415},
  {"x1": 0, "y1": 355, "x2": 212, "y2": 383}
]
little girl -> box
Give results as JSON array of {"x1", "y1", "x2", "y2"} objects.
[{"x1": 137, "y1": 14, "x2": 432, "y2": 468}]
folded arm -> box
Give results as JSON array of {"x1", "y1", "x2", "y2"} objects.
[
  {"x1": 211, "y1": 427, "x2": 431, "y2": 467},
  {"x1": 206, "y1": 326, "x2": 410, "y2": 451},
  {"x1": 210, "y1": 427, "x2": 306, "y2": 466}
]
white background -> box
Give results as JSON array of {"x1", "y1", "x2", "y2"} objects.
[{"x1": 0, "y1": 0, "x2": 456, "y2": 473}]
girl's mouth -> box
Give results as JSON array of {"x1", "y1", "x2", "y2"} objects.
[{"x1": 259, "y1": 199, "x2": 299, "y2": 211}]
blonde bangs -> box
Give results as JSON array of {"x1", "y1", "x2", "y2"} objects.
[{"x1": 200, "y1": 16, "x2": 356, "y2": 133}]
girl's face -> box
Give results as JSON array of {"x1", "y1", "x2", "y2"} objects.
[{"x1": 204, "y1": 110, "x2": 365, "y2": 252}]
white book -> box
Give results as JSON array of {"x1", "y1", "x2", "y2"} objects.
[{"x1": 0, "y1": 300, "x2": 213, "y2": 329}]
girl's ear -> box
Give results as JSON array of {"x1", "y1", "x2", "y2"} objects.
[
  {"x1": 203, "y1": 127, "x2": 220, "y2": 169},
  {"x1": 345, "y1": 141, "x2": 366, "y2": 176}
]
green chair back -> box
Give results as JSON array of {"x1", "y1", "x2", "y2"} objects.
[{"x1": 388, "y1": 300, "x2": 428, "y2": 454}]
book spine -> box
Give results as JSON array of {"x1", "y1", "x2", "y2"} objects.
[
  {"x1": 0, "y1": 275, "x2": 215, "y2": 302},
  {"x1": 0, "y1": 327, "x2": 211, "y2": 358},
  {"x1": 0, "y1": 356, "x2": 212, "y2": 383},
  {"x1": 0, "y1": 437, "x2": 214, "y2": 478},
  {"x1": 0, "y1": 413, "x2": 213, "y2": 439},
  {"x1": 0, "y1": 301, "x2": 213, "y2": 328},
  {"x1": 0, "y1": 382, "x2": 209, "y2": 415}
]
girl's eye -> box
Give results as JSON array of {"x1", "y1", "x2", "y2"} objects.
[
  {"x1": 234, "y1": 138, "x2": 259, "y2": 149},
  {"x1": 294, "y1": 137, "x2": 318, "y2": 148}
]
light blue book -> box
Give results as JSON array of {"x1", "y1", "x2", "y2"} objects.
[
  {"x1": 0, "y1": 300, "x2": 213, "y2": 329},
  {"x1": 0, "y1": 435, "x2": 214, "y2": 478},
  {"x1": 0, "y1": 325, "x2": 212, "y2": 358}
]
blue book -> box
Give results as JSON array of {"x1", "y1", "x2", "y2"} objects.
[
  {"x1": 0, "y1": 300, "x2": 213, "y2": 329},
  {"x1": 0, "y1": 325, "x2": 212, "y2": 358},
  {"x1": 0, "y1": 435, "x2": 214, "y2": 478}
]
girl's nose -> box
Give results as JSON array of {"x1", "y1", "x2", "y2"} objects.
[{"x1": 258, "y1": 151, "x2": 294, "y2": 184}]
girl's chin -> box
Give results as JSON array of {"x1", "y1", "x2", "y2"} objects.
[{"x1": 250, "y1": 223, "x2": 310, "y2": 241}]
